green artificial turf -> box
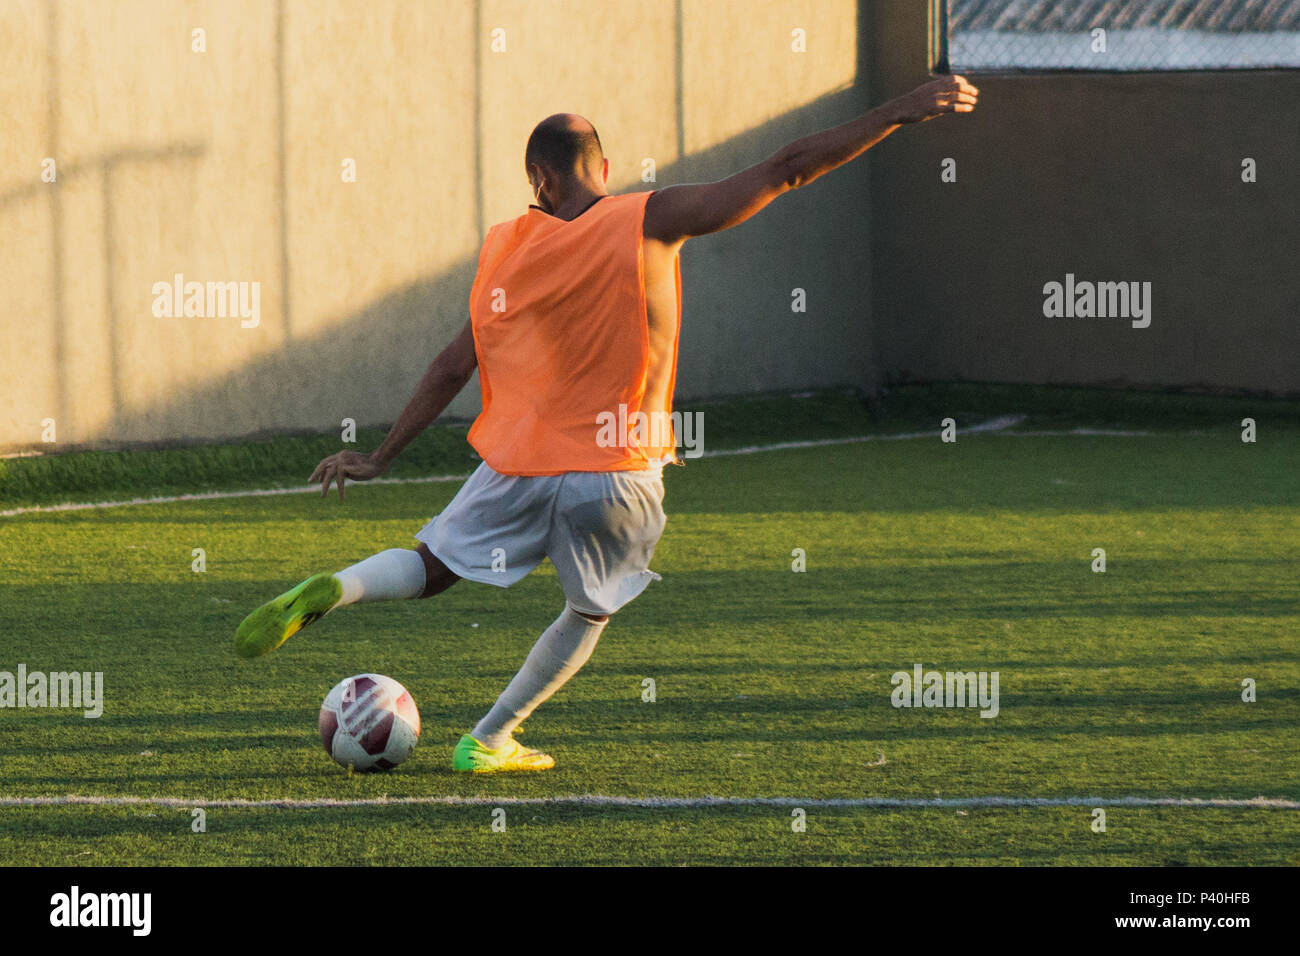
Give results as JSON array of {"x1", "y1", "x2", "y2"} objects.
[{"x1": 0, "y1": 387, "x2": 1296, "y2": 864}]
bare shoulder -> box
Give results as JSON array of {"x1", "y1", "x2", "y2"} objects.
[
  {"x1": 642, "y1": 157, "x2": 787, "y2": 243},
  {"x1": 642, "y1": 185, "x2": 690, "y2": 244}
]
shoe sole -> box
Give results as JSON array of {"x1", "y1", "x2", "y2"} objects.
[{"x1": 455, "y1": 758, "x2": 555, "y2": 774}]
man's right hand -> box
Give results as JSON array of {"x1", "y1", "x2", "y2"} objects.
[
  {"x1": 889, "y1": 75, "x2": 980, "y2": 124},
  {"x1": 309, "y1": 450, "x2": 390, "y2": 500}
]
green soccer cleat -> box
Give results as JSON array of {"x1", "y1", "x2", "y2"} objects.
[
  {"x1": 452, "y1": 733, "x2": 555, "y2": 773},
  {"x1": 234, "y1": 572, "x2": 343, "y2": 659}
]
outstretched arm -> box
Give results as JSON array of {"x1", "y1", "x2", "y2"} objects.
[
  {"x1": 310, "y1": 318, "x2": 478, "y2": 499},
  {"x1": 643, "y1": 75, "x2": 979, "y2": 243}
]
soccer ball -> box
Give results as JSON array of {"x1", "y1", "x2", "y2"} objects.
[{"x1": 318, "y1": 673, "x2": 420, "y2": 772}]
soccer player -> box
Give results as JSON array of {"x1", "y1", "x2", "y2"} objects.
[{"x1": 235, "y1": 75, "x2": 979, "y2": 772}]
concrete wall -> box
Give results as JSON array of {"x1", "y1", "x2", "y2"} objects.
[
  {"x1": 868, "y1": 0, "x2": 1300, "y2": 396},
  {"x1": 12, "y1": 1, "x2": 1285, "y2": 454},
  {"x1": 0, "y1": 0, "x2": 869, "y2": 452}
]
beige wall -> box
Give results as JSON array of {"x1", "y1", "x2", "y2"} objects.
[
  {"x1": 7, "y1": 1, "x2": 1294, "y2": 454},
  {"x1": 1, "y1": 0, "x2": 867, "y2": 452}
]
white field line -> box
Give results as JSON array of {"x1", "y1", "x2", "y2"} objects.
[
  {"x1": 0, "y1": 472, "x2": 475, "y2": 519},
  {"x1": 1, "y1": 794, "x2": 1296, "y2": 811},
  {"x1": 2, "y1": 415, "x2": 1176, "y2": 519},
  {"x1": 998, "y1": 427, "x2": 1157, "y2": 437},
  {"x1": 702, "y1": 413, "x2": 1026, "y2": 457}
]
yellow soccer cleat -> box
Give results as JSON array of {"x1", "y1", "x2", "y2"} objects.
[
  {"x1": 234, "y1": 572, "x2": 342, "y2": 659},
  {"x1": 451, "y1": 733, "x2": 555, "y2": 773}
]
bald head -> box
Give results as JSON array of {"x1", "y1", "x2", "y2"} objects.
[{"x1": 525, "y1": 113, "x2": 604, "y2": 183}]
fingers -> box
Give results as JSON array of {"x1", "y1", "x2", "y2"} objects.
[
  {"x1": 310, "y1": 451, "x2": 368, "y2": 501},
  {"x1": 310, "y1": 452, "x2": 340, "y2": 485},
  {"x1": 950, "y1": 74, "x2": 979, "y2": 95},
  {"x1": 936, "y1": 93, "x2": 977, "y2": 108},
  {"x1": 934, "y1": 88, "x2": 978, "y2": 115},
  {"x1": 311, "y1": 452, "x2": 347, "y2": 500},
  {"x1": 933, "y1": 76, "x2": 979, "y2": 109}
]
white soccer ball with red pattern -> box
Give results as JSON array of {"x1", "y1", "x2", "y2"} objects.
[{"x1": 319, "y1": 674, "x2": 420, "y2": 772}]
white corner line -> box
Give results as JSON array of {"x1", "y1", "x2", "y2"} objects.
[
  {"x1": 2, "y1": 414, "x2": 1180, "y2": 519},
  {"x1": 702, "y1": 414, "x2": 1027, "y2": 457},
  {"x1": 0, "y1": 472, "x2": 474, "y2": 519},
  {"x1": 1, "y1": 793, "x2": 1296, "y2": 810}
]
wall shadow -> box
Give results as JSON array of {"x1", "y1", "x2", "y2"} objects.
[{"x1": 94, "y1": 79, "x2": 876, "y2": 450}]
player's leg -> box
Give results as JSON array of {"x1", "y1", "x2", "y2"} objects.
[
  {"x1": 471, "y1": 605, "x2": 609, "y2": 750},
  {"x1": 235, "y1": 461, "x2": 550, "y2": 660},
  {"x1": 452, "y1": 604, "x2": 609, "y2": 772},
  {"x1": 233, "y1": 546, "x2": 459, "y2": 659},
  {"x1": 453, "y1": 468, "x2": 666, "y2": 772},
  {"x1": 336, "y1": 543, "x2": 459, "y2": 603}
]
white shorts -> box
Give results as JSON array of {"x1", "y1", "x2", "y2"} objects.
[{"x1": 415, "y1": 462, "x2": 667, "y2": 617}]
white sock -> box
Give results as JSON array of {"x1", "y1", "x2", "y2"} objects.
[
  {"x1": 332, "y1": 548, "x2": 427, "y2": 605},
  {"x1": 472, "y1": 606, "x2": 608, "y2": 749}
]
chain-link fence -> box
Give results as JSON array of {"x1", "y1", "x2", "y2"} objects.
[{"x1": 945, "y1": 0, "x2": 1300, "y2": 71}]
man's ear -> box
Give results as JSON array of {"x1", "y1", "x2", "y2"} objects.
[{"x1": 602, "y1": 157, "x2": 609, "y2": 184}]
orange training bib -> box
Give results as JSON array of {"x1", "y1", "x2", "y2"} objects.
[{"x1": 466, "y1": 191, "x2": 680, "y2": 475}]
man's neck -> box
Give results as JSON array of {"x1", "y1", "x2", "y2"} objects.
[{"x1": 545, "y1": 189, "x2": 608, "y2": 221}]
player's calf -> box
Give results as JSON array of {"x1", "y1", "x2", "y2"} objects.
[{"x1": 414, "y1": 543, "x2": 460, "y2": 598}]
